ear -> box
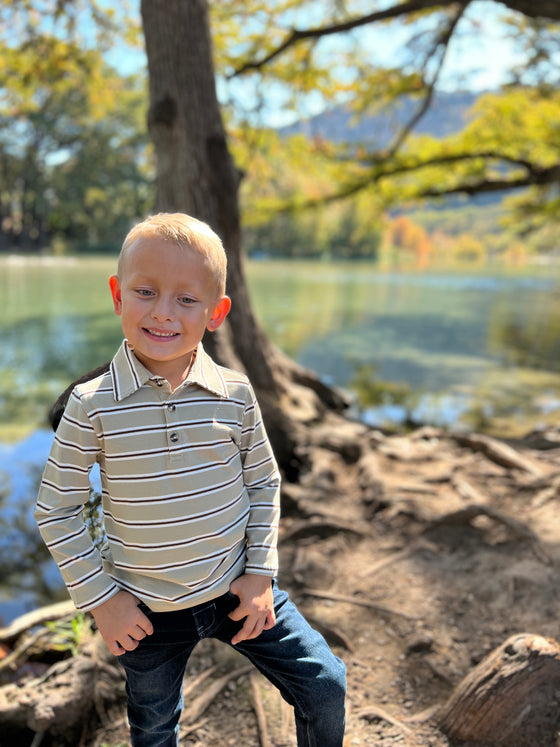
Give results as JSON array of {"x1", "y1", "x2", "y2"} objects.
[
  {"x1": 109, "y1": 275, "x2": 123, "y2": 315},
  {"x1": 207, "y1": 296, "x2": 231, "y2": 332}
]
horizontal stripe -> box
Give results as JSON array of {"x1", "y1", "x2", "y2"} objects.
[
  {"x1": 104, "y1": 493, "x2": 246, "y2": 529},
  {"x1": 34, "y1": 341, "x2": 280, "y2": 612}
]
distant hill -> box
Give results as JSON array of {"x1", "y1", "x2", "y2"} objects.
[
  {"x1": 279, "y1": 90, "x2": 507, "y2": 209},
  {"x1": 279, "y1": 90, "x2": 478, "y2": 147}
]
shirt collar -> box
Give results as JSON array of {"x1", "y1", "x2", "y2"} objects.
[{"x1": 110, "y1": 341, "x2": 229, "y2": 401}]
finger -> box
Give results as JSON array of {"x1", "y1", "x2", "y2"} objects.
[
  {"x1": 108, "y1": 639, "x2": 126, "y2": 656},
  {"x1": 135, "y1": 608, "x2": 154, "y2": 635},
  {"x1": 250, "y1": 618, "x2": 266, "y2": 640},
  {"x1": 132, "y1": 625, "x2": 148, "y2": 640},
  {"x1": 263, "y1": 611, "x2": 276, "y2": 630},
  {"x1": 232, "y1": 616, "x2": 266, "y2": 645},
  {"x1": 228, "y1": 606, "x2": 246, "y2": 622},
  {"x1": 231, "y1": 618, "x2": 256, "y2": 645},
  {"x1": 136, "y1": 616, "x2": 154, "y2": 636},
  {"x1": 121, "y1": 636, "x2": 140, "y2": 652}
]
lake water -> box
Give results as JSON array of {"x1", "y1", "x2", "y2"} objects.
[{"x1": 1, "y1": 255, "x2": 560, "y2": 621}]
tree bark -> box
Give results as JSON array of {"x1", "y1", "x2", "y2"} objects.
[
  {"x1": 438, "y1": 633, "x2": 560, "y2": 746},
  {"x1": 502, "y1": 0, "x2": 560, "y2": 20},
  {"x1": 140, "y1": 0, "x2": 277, "y2": 388},
  {"x1": 139, "y1": 0, "x2": 347, "y2": 474}
]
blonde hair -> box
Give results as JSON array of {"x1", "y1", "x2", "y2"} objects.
[{"x1": 119, "y1": 213, "x2": 227, "y2": 297}]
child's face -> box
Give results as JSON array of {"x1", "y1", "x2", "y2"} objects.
[{"x1": 109, "y1": 235, "x2": 230, "y2": 387}]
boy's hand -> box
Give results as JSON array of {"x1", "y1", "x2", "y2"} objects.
[
  {"x1": 91, "y1": 589, "x2": 154, "y2": 656},
  {"x1": 228, "y1": 574, "x2": 276, "y2": 645}
]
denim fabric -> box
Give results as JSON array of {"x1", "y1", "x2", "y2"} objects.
[{"x1": 119, "y1": 581, "x2": 346, "y2": 746}]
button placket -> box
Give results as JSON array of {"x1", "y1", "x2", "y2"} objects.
[{"x1": 164, "y1": 398, "x2": 180, "y2": 447}]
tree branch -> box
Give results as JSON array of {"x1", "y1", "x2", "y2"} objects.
[
  {"x1": 386, "y1": 2, "x2": 470, "y2": 157},
  {"x1": 230, "y1": 0, "x2": 468, "y2": 77},
  {"x1": 277, "y1": 153, "x2": 559, "y2": 213},
  {"x1": 499, "y1": 0, "x2": 560, "y2": 21},
  {"x1": 367, "y1": 150, "x2": 544, "y2": 176},
  {"x1": 230, "y1": 0, "x2": 560, "y2": 79},
  {"x1": 420, "y1": 166, "x2": 560, "y2": 197}
]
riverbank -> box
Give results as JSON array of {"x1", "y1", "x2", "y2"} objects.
[{"x1": 2, "y1": 419, "x2": 560, "y2": 745}]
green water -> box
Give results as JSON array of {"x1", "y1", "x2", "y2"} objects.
[
  {"x1": 2, "y1": 255, "x2": 560, "y2": 439},
  {"x1": 1, "y1": 254, "x2": 560, "y2": 621}
]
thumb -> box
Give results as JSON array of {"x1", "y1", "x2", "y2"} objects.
[{"x1": 263, "y1": 610, "x2": 276, "y2": 629}]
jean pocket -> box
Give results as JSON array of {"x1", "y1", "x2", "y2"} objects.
[{"x1": 222, "y1": 591, "x2": 241, "y2": 616}]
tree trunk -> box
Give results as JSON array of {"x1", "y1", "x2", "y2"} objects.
[
  {"x1": 139, "y1": 0, "x2": 347, "y2": 474},
  {"x1": 438, "y1": 633, "x2": 560, "y2": 746},
  {"x1": 140, "y1": 0, "x2": 276, "y2": 387}
]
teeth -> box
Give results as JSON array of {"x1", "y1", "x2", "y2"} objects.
[{"x1": 147, "y1": 329, "x2": 177, "y2": 337}]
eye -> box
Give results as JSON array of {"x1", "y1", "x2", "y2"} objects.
[
  {"x1": 179, "y1": 296, "x2": 196, "y2": 305},
  {"x1": 136, "y1": 288, "x2": 154, "y2": 297}
]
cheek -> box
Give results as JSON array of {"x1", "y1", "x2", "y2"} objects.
[{"x1": 122, "y1": 298, "x2": 145, "y2": 317}]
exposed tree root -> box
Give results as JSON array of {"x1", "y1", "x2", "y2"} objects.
[
  {"x1": 424, "y1": 503, "x2": 551, "y2": 564},
  {"x1": 301, "y1": 589, "x2": 420, "y2": 621},
  {"x1": 452, "y1": 432, "x2": 544, "y2": 476},
  {"x1": 179, "y1": 665, "x2": 252, "y2": 726},
  {"x1": 356, "y1": 703, "x2": 413, "y2": 735},
  {"x1": 250, "y1": 673, "x2": 271, "y2": 747}
]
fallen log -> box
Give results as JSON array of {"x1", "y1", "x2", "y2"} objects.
[
  {"x1": 438, "y1": 633, "x2": 560, "y2": 746},
  {"x1": 0, "y1": 600, "x2": 75, "y2": 645}
]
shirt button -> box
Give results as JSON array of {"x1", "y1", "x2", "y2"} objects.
[
  {"x1": 167, "y1": 404, "x2": 176, "y2": 412},
  {"x1": 170, "y1": 432, "x2": 179, "y2": 443}
]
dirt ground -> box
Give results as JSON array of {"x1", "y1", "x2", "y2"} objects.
[{"x1": 85, "y1": 420, "x2": 560, "y2": 747}]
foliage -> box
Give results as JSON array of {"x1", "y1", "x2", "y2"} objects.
[
  {"x1": 214, "y1": 0, "x2": 560, "y2": 236},
  {"x1": 0, "y1": 0, "x2": 558, "y2": 253},
  {"x1": 0, "y1": 0, "x2": 153, "y2": 250},
  {"x1": 349, "y1": 363, "x2": 410, "y2": 409},
  {"x1": 45, "y1": 612, "x2": 95, "y2": 656}
]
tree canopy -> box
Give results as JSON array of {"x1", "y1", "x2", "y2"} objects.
[
  {"x1": 0, "y1": 0, "x2": 558, "y2": 249},
  {"x1": 211, "y1": 0, "x2": 559, "y2": 237}
]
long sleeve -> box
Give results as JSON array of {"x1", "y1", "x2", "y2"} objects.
[
  {"x1": 34, "y1": 389, "x2": 119, "y2": 611},
  {"x1": 240, "y1": 387, "x2": 281, "y2": 576},
  {"x1": 35, "y1": 345, "x2": 283, "y2": 613}
]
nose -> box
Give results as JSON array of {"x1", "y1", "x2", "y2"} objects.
[{"x1": 151, "y1": 295, "x2": 174, "y2": 321}]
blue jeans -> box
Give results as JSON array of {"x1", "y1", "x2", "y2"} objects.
[{"x1": 119, "y1": 581, "x2": 346, "y2": 747}]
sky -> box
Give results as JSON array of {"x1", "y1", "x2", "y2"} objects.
[
  {"x1": 102, "y1": 1, "x2": 531, "y2": 127},
  {"x1": 219, "y1": 0, "x2": 529, "y2": 127}
]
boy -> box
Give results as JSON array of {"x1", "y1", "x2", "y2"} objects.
[{"x1": 35, "y1": 213, "x2": 346, "y2": 746}]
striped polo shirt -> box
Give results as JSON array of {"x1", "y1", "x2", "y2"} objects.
[{"x1": 34, "y1": 341, "x2": 281, "y2": 612}]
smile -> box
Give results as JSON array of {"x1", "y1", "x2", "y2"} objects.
[{"x1": 144, "y1": 328, "x2": 179, "y2": 338}]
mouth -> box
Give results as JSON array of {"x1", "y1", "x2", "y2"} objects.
[{"x1": 143, "y1": 328, "x2": 179, "y2": 339}]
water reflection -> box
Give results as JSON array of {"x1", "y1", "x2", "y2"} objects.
[
  {"x1": 0, "y1": 431, "x2": 104, "y2": 622},
  {"x1": 1, "y1": 312, "x2": 121, "y2": 434},
  {"x1": 489, "y1": 301, "x2": 560, "y2": 371},
  {"x1": 0, "y1": 431, "x2": 66, "y2": 621}
]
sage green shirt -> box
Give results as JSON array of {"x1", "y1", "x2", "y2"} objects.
[{"x1": 35, "y1": 341, "x2": 281, "y2": 612}]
